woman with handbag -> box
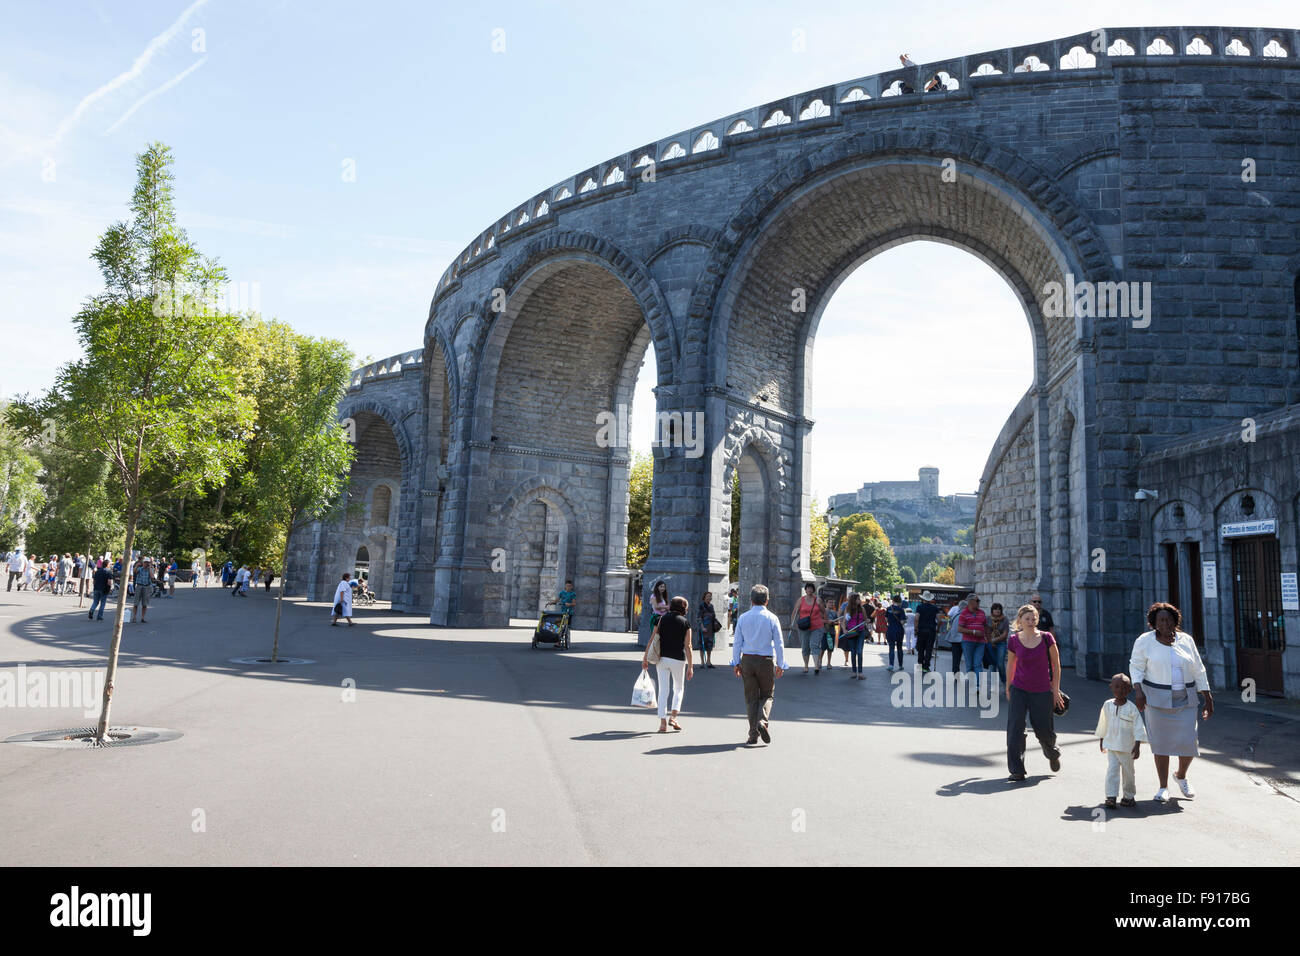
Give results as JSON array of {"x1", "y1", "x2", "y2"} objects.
[
  {"x1": 790, "y1": 583, "x2": 826, "y2": 674},
  {"x1": 698, "y1": 591, "x2": 721, "y2": 669},
  {"x1": 642, "y1": 595, "x2": 693, "y2": 732},
  {"x1": 839, "y1": 592, "x2": 870, "y2": 679},
  {"x1": 1005, "y1": 603, "x2": 1063, "y2": 781}
]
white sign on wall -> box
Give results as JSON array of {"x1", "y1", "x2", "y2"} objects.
[
  {"x1": 1221, "y1": 519, "x2": 1277, "y2": 538},
  {"x1": 1282, "y1": 573, "x2": 1299, "y2": 612},
  {"x1": 1202, "y1": 561, "x2": 1217, "y2": 600}
]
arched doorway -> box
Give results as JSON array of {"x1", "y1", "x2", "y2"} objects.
[
  {"x1": 467, "y1": 253, "x2": 668, "y2": 629},
  {"x1": 331, "y1": 410, "x2": 405, "y2": 601},
  {"x1": 709, "y1": 155, "x2": 1096, "y2": 625}
]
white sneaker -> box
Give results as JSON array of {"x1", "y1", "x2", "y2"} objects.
[
  {"x1": 1154, "y1": 787, "x2": 1169, "y2": 802},
  {"x1": 1174, "y1": 775, "x2": 1195, "y2": 798}
]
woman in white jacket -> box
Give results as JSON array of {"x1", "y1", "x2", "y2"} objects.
[
  {"x1": 1129, "y1": 602, "x2": 1213, "y2": 802},
  {"x1": 330, "y1": 572, "x2": 355, "y2": 627}
]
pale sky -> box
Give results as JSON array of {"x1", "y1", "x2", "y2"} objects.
[{"x1": 3, "y1": 1, "x2": 1293, "y2": 497}]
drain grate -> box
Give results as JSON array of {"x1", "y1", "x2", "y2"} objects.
[{"x1": 5, "y1": 725, "x2": 183, "y2": 749}]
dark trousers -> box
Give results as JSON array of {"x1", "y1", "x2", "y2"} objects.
[
  {"x1": 949, "y1": 641, "x2": 963, "y2": 673},
  {"x1": 1006, "y1": 684, "x2": 1061, "y2": 775},
  {"x1": 6, "y1": 570, "x2": 19, "y2": 591},
  {"x1": 848, "y1": 634, "x2": 865, "y2": 673},
  {"x1": 739, "y1": 655, "x2": 775, "y2": 736},
  {"x1": 886, "y1": 633, "x2": 904, "y2": 668},
  {"x1": 916, "y1": 629, "x2": 936, "y2": 669}
]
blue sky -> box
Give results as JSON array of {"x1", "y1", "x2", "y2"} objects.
[{"x1": 2, "y1": 1, "x2": 1294, "y2": 499}]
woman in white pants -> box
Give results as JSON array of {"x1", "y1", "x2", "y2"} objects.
[{"x1": 642, "y1": 596, "x2": 694, "y2": 732}]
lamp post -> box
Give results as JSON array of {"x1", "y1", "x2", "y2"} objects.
[{"x1": 826, "y1": 511, "x2": 840, "y2": 578}]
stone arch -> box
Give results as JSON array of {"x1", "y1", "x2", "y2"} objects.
[
  {"x1": 719, "y1": 424, "x2": 789, "y2": 614},
  {"x1": 684, "y1": 126, "x2": 1118, "y2": 383},
  {"x1": 493, "y1": 479, "x2": 585, "y2": 621},
  {"x1": 329, "y1": 404, "x2": 414, "y2": 604},
  {"x1": 472, "y1": 229, "x2": 678, "y2": 404}
]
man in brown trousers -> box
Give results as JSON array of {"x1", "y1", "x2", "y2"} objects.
[{"x1": 730, "y1": 584, "x2": 787, "y2": 744}]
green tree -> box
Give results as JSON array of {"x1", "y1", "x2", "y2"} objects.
[
  {"x1": 830, "y1": 511, "x2": 891, "y2": 576},
  {"x1": 239, "y1": 324, "x2": 354, "y2": 661},
  {"x1": 11, "y1": 143, "x2": 252, "y2": 742},
  {"x1": 729, "y1": 469, "x2": 740, "y2": 581},
  {"x1": 899, "y1": 564, "x2": 917, "y2": 583},
  {"x1": 625, "y1": 451, "x2": 652, "y2": 568},
  {"x1": 851, "y1": 537, "x2": 904, "y2": 595},
  {"x1": 954, "y1": 526, "x2": 972, "y2": 546},
  {"x1": 22, "y1": 436, "x2": 123, "y2": 558},
  {"x1": 808, "y1": 498, "x2": 828, "y2": 575},
  {"x1": 0, "y1": 406, "x2": 46, "y2": 549}
]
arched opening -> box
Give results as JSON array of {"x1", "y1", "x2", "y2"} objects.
[
  {"x1": 372, "y1": 485, "x2": 392, "y2": 527},
  {"x1": 477, "y1": 258, "x2": 661, "y2": 629},
  {"x1": 354, "y1": 545, "x2": 370, "y2": 587},
  {"x1": 713, "y1": 157, "x2": 1090, "y2": 623},
  {"x1": 809, "y1": 243, "x2": 1033, "y2": 606},
  {"x1": 336, "y1": 410, "x2": 403, "y2": 601},
  {"x1": 732, "y1": 445, "x2": 774, "y2": 601}
]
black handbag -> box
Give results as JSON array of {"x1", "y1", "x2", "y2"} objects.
[{"x1": 798, "y1": 616, "x2": 812, "y2": 631}]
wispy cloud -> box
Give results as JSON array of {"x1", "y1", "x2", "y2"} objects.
[
  {"x1": 103, "y1": 57, "x2": 208, "y2": 136},
  {"x1": 51, "y1": 0, "x2": 210, "y2": 146}
]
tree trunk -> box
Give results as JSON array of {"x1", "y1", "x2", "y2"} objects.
[
  {"x1": 96, "y1": 504, "x2": 139, "y2": 742},
  {"x1": 270, "y1": 517, "x2": 295, "y2": 663}
]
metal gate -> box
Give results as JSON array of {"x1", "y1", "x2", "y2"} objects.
[{"x1": 1230, "y1": 536, "x2": 1286, "y2": 697}]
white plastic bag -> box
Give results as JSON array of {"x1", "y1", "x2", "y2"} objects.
[{"x1": 632, "y1": 669, "x2": 657, "y2": 709}]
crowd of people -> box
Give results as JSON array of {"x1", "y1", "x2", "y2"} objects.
[
  {"x1": 639, "y1": 577, "x2": 1212, "y2": 804},
  {"x1": 3, "y1": 548, "x2": 278, "y2": 622}
]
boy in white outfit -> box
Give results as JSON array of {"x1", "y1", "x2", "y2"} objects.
[{"x1": 1095, "y1": 673, "x2": 1147, "y2": 807}]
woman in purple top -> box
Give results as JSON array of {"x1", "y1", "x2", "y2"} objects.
[{"x1": 1004, "y1": 603, "x2": 1064, "y2": 782}]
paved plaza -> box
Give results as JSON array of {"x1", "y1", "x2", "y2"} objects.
[{"x1": 1, "y1": 586, "x2": 1297, "y2": 866}]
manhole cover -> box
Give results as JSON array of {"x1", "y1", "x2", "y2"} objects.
[
  {"x1": 227, "y1": 656, "x2": 316, "y2": 666},
  {"x1": 5, "y1": 725, "x2": 183, "y2": 749}
]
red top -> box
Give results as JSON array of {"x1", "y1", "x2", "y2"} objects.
[
  {"x1": 798, "y1": 595, "x2": 824, "y2": 629},
  {"x1": 958, "y1": 608, "x2": 989, "y2": 643},
  {"x1": 874, "y1": 608, "x2": 888, "y2": 631}
]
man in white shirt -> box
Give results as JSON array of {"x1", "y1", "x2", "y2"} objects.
[
  {"x1": 7, "y1": 550, "x2": 26, "y2": 591},
  {"x1": 729, "y1": 584, "x2": 786, "y2": 745}
]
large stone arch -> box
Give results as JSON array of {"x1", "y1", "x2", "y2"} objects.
[
  {"x1": 443, "y1": 238, "x2": 672, "y2": 629},
  {"x1": 490, "y1": 478, "x2": 585, "y2": 622}
]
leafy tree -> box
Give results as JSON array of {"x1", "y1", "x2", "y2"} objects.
[
  {"x1": 829, "y1": 512, "x2": 890, "y2": 577},
  {"x1": 729, "y1": 469, "x2": 740, "y2": 581},
  {"x1": 239, "y1": 324, "x2": 354, "y2": 661},
  {"x1": 899, "y1": 564, "x2": 917, "y2": 583},
  {"x1": 808, "y1": 498, "x2": 828, "y2": 575},
  {"x1": 954, "y1": 526, "x2": 972, "y2": 546},
  {"x1": 935, "y1": 566, "x2": 956, "y2": 585},
  {"x1": 625, "y1": 451, "x2": 652, "y2": 568},
  {"x1": 22, "y1": 435, "x2": 123, "y2": 558},
  {"x1": 0, "y1": 406, "x2": 46, "y2": 550},
  {"x1": 11, "y1": 143, "x2": 252, "y2": 741},
  {"x1": 851, "y1": 536, "x2": 904, "y2": 595},
  {"x1": 921, "y1": 560, "x2": 943, "y2": 582}
]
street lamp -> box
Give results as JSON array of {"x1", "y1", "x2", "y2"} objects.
[{"x1": 826, "y1": 510, "x2": 840, "y2": 578}]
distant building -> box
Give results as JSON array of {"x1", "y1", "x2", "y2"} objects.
[{"x1": 830, "y1": 467, "x2": 969, "y2": 510}]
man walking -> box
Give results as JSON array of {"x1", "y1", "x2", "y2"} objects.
[
  {"x1": 7, "y1": 549, "x2": 26, "y2": 591},
  {"x1": 88, "y1": 561, "x2": 111, "y2": 621},
  {"x1": 914, "y1": 590, "x2": 941, "y2": 672},
  {"x1": 132, "y1": 558, "x2": 153, "y2": 624},
  {"x1": 730, "y1": 584, "x2": 786, "y2": 745}
]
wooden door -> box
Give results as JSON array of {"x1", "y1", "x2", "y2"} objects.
[{"x1": 1230, "y1": 536, "x2": 1286, "y2": 697}]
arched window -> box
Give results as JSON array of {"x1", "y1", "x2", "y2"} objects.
[{"x1": 372, "y1": 485, "x2": 392, "y2": 526}]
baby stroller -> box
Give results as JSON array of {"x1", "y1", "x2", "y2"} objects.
[{"x1": 532, "y1": 610, "x2": 571, "y2": 650}]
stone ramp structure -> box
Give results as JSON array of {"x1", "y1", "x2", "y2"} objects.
[{"x1": 287, "y1": 26, "x2": 1300, "y2": 687}]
